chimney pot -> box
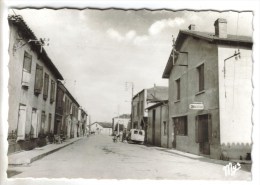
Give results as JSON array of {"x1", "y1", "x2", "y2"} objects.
[
  {"x1": 188, "y1": 24, "x2": 195, "y2": 31},
  {"x1": 214, "y1": 18, "x2": 227, "y2": 38}
]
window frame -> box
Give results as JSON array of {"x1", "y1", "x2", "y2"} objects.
[
  {"x1": 176, "y1": 78, "x2": 181, "y2": 101},
  {"x1": 197, "y1": 63, "x2": 205, "y2": 92},
  {"x1": 23, "y1": 51, "x2": 32, "y2": 73}
]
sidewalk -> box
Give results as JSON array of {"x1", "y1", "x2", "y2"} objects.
[
  {"x1": 8, "y1": 137, "x2": 82, "y2": 165},
  {"x1": 145, "y1": 145, "x2": 252, "y2": 172}
]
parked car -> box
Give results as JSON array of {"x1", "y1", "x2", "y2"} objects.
[{"x1": 127, "y1": 129, "x2": 145, "y2": 144}]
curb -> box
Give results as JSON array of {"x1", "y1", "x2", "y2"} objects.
[
  {"x1": 30, "y1": 138, "x2": 81, "y2": 163},
  {"x1": 9, "y1": 138, "x2": 82, "y2": 165}
]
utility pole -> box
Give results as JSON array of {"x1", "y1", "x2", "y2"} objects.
[{"x1": 125, "y1": 82, "x2": 134, "y2": 129}]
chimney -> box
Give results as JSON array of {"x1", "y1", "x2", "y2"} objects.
[
  {"x1": 214, "y1": 18, "x2": 227, "y2": 38},
  {"x1": 188, "y1": 24, "x2": 195, "y2": 31}
]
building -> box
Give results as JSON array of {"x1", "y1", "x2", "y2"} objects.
[
  {"x1": 54, "y1": 81, "x2": 81, "y2": 139},
  {"x1": 8, "y1": 15, "x2": 63, "y2": 153},
  {"x1": 147, "y1": 100, "x2": 169, "y2": 148},
  {"x1": 78, "y1": 108, "x2": 88, "y2": 136},
  {"x1": 131, "y1": 85, "x2": 168, "y2": 142},
  {"x1": 162, "y1": 18, "x2": 252, "y2": 160},
  {"x1": 112, "y1": 114, "x2": 130, "y2": 135},
  {"x1": 91, "y1": 122, "x2": 112, "y2": 135}
]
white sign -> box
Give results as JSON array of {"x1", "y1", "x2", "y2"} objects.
[{"x1": 189, "y1": 102, "x2": 204, "y2": 110}]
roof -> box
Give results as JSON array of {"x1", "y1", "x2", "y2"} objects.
[
  {"x1": 58, "y1": 81, "x2": 80, "y2": 107},
  {"x1": 147, "y1": 86, "x2": 168, "y2": 101},
  {"x1": 146, "y1": 100, "x2": 168, "y2": 110},
  {"x1": 162, "y1": 29, "x2": 253, "y2": 78},
  {"x1": 8, "y1": 15, "x2": 63, "y2": 80},
  {"x1": 133, "y1": 86, "x2": 168, "y2": 102},
  {"x1": 113, "y1": 114, "x2": 131, "y2": 119},
  {"x1": 95, "y1": 122, "x2": 112, "y2": 128}
]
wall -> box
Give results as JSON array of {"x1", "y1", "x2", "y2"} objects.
[
  {"x1": 218, "y1": 45, "x2": 252, "y2": 159},
  {"x1": 160, "y1": 104, "x2": 168, "y2": 148},
  {"x1": 167, "y1": 36, "x2": 220, "y2": 158},
  {"x1": 132, "y1": 90, "x2": 145, "y2": 129},
  {"x1": 8, "y1": 23, "x2": 57, "y2": 139}
]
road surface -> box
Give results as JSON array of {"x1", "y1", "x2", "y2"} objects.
[{"x1": 8, "y1": 134, "x2": 251, "y2": 180}]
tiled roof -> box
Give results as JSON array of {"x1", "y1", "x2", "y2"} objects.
[{"x1": 8, "y1": 15, "x2": 63, "y2": 80}]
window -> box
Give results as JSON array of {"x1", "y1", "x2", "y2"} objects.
[
  {"x1": 23, "y1": 51, "x2": 32, "y2": 73},
  {"x1": 176, "y1": 78, "x2": 180, "y2": 101},
  {"x1": 173, "y1": 116, "x2": 188, "y2": 136},
  {"x1": 34, "y1": 64, "x2": 43, "y2": 94},
  {"x1": 50, "y1": 80, "x2": 55, "y2": 103},
  {"x1": 43, "y1": 73, "x2": 49, "y2": 100},
  {"x1": 163, "y1": 121, "x2": 167, "y2": 136},
  {"x1": 197, "y1": 64, "x2": 205, "y2": 92}
]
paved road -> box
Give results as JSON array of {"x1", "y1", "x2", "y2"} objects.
[{"x1": 8, "y1": 134, "x2": 251, "y2": 180}]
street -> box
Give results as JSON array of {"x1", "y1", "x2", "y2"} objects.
[{"x1": 8, "y1": 134, "x2": 251, "y2": 180}]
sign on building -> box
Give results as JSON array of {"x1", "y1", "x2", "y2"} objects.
[{"x1": 189, "y1": 102, "x2": 204, "y2": 110}]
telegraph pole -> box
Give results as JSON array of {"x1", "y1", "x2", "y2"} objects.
[{"x1": 125, "y1": 82, "x2": 134, "y2": 129}]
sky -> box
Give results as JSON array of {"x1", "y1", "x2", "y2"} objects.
[{"x1": 9, "y1": 9, "x2": 253, "y2": 123}]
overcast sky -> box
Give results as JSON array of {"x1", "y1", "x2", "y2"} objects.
[{"x1": 10, "y1": 9, "x2": 253, "y2": 123}]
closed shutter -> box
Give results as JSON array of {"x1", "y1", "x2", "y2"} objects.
[
  {"x1": 208, "y1": 114, "x2": 212, "y2": 144},
  {"x1": 17, "y1": 105, "x2": 27, "y2": 141},
  {"x1": 50, "y1": 80, "x2": 55, "y2": 103},
  {"x1": 23, "y1": 51, "x2": 32, "y2": 73},
  {"x1": 43, "y1": 73, "x2": 49, "y2": 100},
  {"x1": 34, "y1": 64, "x2": 43, "y2": 94}
]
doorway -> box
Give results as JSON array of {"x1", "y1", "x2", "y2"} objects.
[{"x1": 197, "y1": 114, "x2": 211, "y2": 155}]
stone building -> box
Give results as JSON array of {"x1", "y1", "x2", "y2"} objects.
[
  {"x1": 8, "y1": 15, "x2": 63, "y2": 153},
  {"x1": 162, "y1": 18, "x2": 252, "y2": 160}
]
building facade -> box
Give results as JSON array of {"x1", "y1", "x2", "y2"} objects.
[
  {"x1": 132, "y1": 86, "x2": 168, "y2": 142},
  {"x1": 91, "y1": 122, "x2": 112, "y2": 135},
  {"x1": 162, "y1": 18, "x2": 252, "y2": 160},
  {"x1": 112, "y1": 114, "x2": 130, "y2": 135},
  {"x1": 147, "y1": 101, "x2": 169, "y2": 148},
  {"x1": 8, "y1": 15, "x2": 63, "y2": 153}
]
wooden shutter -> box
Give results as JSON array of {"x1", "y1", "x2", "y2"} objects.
[
  {"x1": 208, "y1": 114, "x2": 212, "y2": 144},
  {"x1": 50, "y1": 80, "x2": 55, "y2": 103},
  {"x1": 23, "y1": 51, "x2": 32, "y2": 73},
  {"x1": 43, "y1": 73, "x2": 49, "y2": 100},
  {"x1": 17, "y1": 105, "x2": 27, "y2": 141},
  {"x1": 34, "y1": 64, "x2": 43, "y2": 94}
]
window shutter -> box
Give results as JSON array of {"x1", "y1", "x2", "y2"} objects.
[
  {"x1": 208, "y1": 114, "x2": 212, "y2": 144},
  {"x1": 50, "y1": 80, "x2": 55, "y2": 103},
  {"x1": 34, "y1": 64, "x2": 43, "y2": 94},
  {"x1": 23, "y1": 51, "x2": 32, "y2": 73},
  {"x1": 43, "y1": 73, "x2": 49, "y2": 100},
  {"x1": 16, "y1": 105, "x2": 27, "y2": 141},
  {"x1": 195, "y1": 115, "x2": 199, "y2": 143}
]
